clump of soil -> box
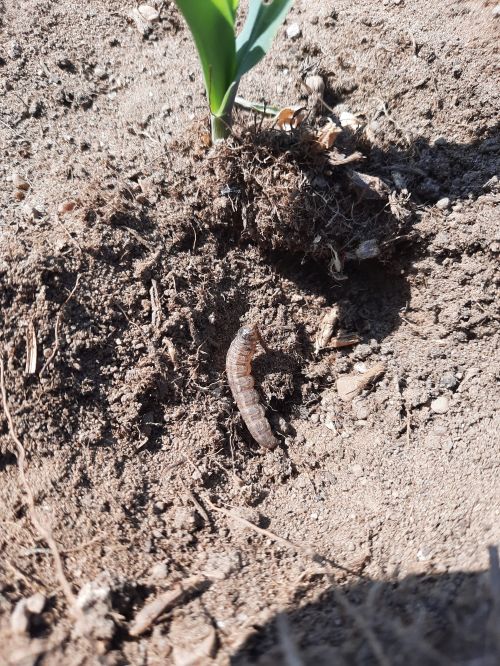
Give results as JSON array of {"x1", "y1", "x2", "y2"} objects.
[{"x1": 171, "y1": 119, "x2": 413, "y2": 275}]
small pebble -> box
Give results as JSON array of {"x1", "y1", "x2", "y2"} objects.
[
  {"x1": 12, "y1": 172, "x2": 30, "y2": 190},
  {"x1": 8, "y1": 41, "x2": 22, "y2": 59},
  {"x1": 138, "y1": 4, "x2": 160, "y2": 23},
  {"x1": 355, "y1": 239, "x2": 379, "y2": 260},
  {"x1": 436, "y1": 197, "x2": 450, "y2": 210},
  {"x1": 417, "y1": 546, "x2": 433, "y2": 562},
  {"x1": 94, "y1": 66, "x2": 108, "y2": 80},
  {"x1": 26, "y1": 593, "x2": 46, "y2": 615},
  {"x1": 440, "y1": 372, "x2": 458, "y2": 390},
  {"x1": 153, "y1": 501, "x2": 167, "y2": 514},
  {"x1": 352, "y1": 400, "x2": 371, "y2": 420},
  {"x1": 150, "y1": 562, "x2": 168, "y2": 580},
  {"x1": 22, "y1": 203, "x2": 45, "y2": 219},
  {"x1": 353, "y1": 345, "x2": 372, "y2": 361},
  {"x1": 431, "y1": 396, "x2": 450, "y2": 414},
  {"x1": 58, "y1": 200, "x2": 77, "y2": 214},
  {"x1": 10, "y1": 600, "x2": 29, "y2": 634},
  {"x1": 201, "y1": 552, "x2": 241, "y2": 581},
  {"x1": 351, "y1": 463, "x2": 363, "y2": 477},
  {"x1": 286, "y1": 23, "x2": 302, "y2": 40}
]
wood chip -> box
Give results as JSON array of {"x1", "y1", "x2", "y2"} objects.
[
  {"x1": 314, "y1": 307, "x2": 339, "y2": 353},
  {"x1": 129, "y1": 575, "x2": 207, "y2": 637},
  {"x1": 150, "y1": 279, "x2": 161, "y2": 328},
  {"x1": 328, "y1": 333, "x2": 361, "y2": 349}
]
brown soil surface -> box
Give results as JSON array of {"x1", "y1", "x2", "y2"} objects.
[{"x1": 0, "y1": 0, "x2": 499, "y2": 664}]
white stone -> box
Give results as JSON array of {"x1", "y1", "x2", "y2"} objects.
[
  {"x1": 431, "y1": 396, "x2": 450, "y2": 414},
  {"x1": 436, "y1": 197, "x2": 450, "y2": 210},
  {"x1": 286, "y1": 23, "x2": 302, "y2": 40}
]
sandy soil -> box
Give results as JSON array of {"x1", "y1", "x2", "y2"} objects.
[{"x1": 0, "y1": 0, "x2": 499, "y2": 664}]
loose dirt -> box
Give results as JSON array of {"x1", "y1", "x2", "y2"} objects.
[{"x1": 0, "y1": 1, "x2": 499, "y2": 664}]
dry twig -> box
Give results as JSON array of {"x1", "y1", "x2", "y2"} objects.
[
  {"x1": 323, "y1": 565, "x2": 391, "y2": 666},
  {"x1": 39, "y1": 274, "x2": 81, "y2": 377},
  {"x1": 129, "y1": 575, "x2": 207, "y2": 636},
  {"x1": 25, "y1": 318, "x2": 38, "y2": 374},
  {"x1": 277, "y1": 613, "x2": 305, "y2": 666},
  {"x1": 1, "y1": 359, "x2": 77, "y2": 610},
  {"x1": 204, "y1": 495, "x2": 390, "y2": 665},
  {"x1": 203, "y1": 497, "x2": 349, "y2": 571}
]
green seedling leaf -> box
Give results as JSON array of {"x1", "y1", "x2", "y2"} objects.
[
  {"x1": 174, "y1": 0, "x2": 239, "y2": 113},
  {"x1": 174, "y1": 0, "x2": 294, "y2": 140},
  {"x1": 235, "y1": 96, "x2": 280, "y2": 115},
  {"x1": 236, "y1": 0, "x2": 294, "y2": 79}
]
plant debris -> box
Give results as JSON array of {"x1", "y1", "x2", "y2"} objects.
[
  {"x1": 129, "y1": 575, "x2": 208, "y2": 637},
  {"x1": 336, "y1": 362, "x2": 386, "y2": 401},
  {"x1": 276, "y1": 106, "x2": 307, "y2": 131}
]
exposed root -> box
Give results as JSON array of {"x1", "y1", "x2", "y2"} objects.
[
  {"x1": 39, "y1": 274, "x2": 81, "y2": 378},
  {"x1": 1, "y1": 358, "x2": 78, "y2": 612}
]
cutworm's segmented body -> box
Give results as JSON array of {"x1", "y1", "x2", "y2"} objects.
[{"x1": 226, "y1": 325, "x2": 278, "y2": 450}]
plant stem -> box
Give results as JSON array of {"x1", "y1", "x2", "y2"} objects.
[{"x1": 211, "y1": 113, "x2": 231, "y2": 142}]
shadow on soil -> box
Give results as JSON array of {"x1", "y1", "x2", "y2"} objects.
[
  {"x1": 367, "y1": 121, "x2": 499, "y2": 206},
  {"x1": 230, "y1": 568, "x2": 499, "y2": 665}
]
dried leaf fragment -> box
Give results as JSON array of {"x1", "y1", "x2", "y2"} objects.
[
  {"x1": 129, "y1": 575, "x2": 207, "y2": 637},
  {"x1": 305, "y1": 74, "x2": 325, "y2": 117},
  {"x1": 315, "y1": 306, "x2": 339, "y2": 353},
  {"x1": 276, "y1": 106, "x2": 307, "y2": 131},
  {"x1": 316, "y1": 120, "x2": 342, "y2": 149},
  {"x1": 336, "y1": 362, "x2": 386, "y2": 402},
  {"x1": 328, "y1": 333, "x2": 361, "y2": 349}
]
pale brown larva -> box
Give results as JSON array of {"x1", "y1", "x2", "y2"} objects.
[{"x1": 226, "y1": 324, "x2": 278, "y2": 450}]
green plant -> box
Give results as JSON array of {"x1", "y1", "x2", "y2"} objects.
[{"x1": 174, "y1": 0, "x2": 294, "y2": 142}]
